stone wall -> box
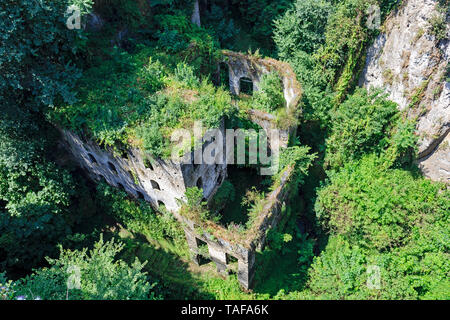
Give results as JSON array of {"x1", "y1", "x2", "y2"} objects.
[
  {"x1": 60, "y1": 50, "x2": 302, "y2": 291},
  {"x1": 222, "y1": 51, "x2": 302, "y2": 150},
  {"x1": 222, "y1": 51, "x2": 302, "y2": 110},
  {"x1": 61, "y1": 127, "x2": 227, "y2": 212},
  {"x1": 182, "y1": 165, "x2": 295, "y2": 289},
  {"x1": 180, "y1": 52, "x2": 302, "y2": 289}
]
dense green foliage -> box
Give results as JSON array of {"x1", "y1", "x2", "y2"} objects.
[
  {"x1": 0, "y1": 107, "x2": 73, "y2": 274},
  {"x1": 308, "y1": 155, "x2": 450, "y2": 299},
  {"x1": 1, "y1": 237, "x2": 159, "y2": 300},
  {"x1": 0, "y1": 0, "x2": 101, "y2": 278},
  {"x1": 317, "y1": 155, "x2": 449, "y2": 251},
  {"x1": 274, "y1": 0, "x2": 333, "y2": 58},
  {"x1": 2, "y1": 0, "x2": 449, "y2": 301},
  {"x1": 95, "y1": 183, "x2": 188, "y2": 255},
  {"x1": 203, "y1": 0, "x2": 292, "y2": 54},
  {"x1": 252, "y1": 72, "x2": 286, "y2": 113},
  {"x1": 0, "y1": 0, "x2": 86, "y2": 111},
  {"x1": 50, "y1": 47, "x2": 233, "y2": 158},
  {"x1": 324, "y1": 88, "x2": 416, "y2": 170}
]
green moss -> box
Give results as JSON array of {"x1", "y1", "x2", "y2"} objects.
[
  {"x1": 408, "y1": 80, "x2": 429, "y2": 109},
  {"x1": 49, "y1": 47, "x2": 234, "y2": 158},
  {"x1": 382, "y1": 68, "x2": 395, "y2": 85}
]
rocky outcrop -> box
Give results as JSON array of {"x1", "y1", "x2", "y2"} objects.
[{"x1": 359, "y1": 0, "x2": 449, "y2": 183}]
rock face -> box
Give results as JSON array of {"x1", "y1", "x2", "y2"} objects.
[{"x1": 359, "y1": 0, "x2": 449, "y2": 183}]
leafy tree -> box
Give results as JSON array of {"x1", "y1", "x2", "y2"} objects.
[
  {"x1": 231, "y1": 0, "x2": 292, "y2": 47},
  {"x1": 315, "y1": 0, "x2": 370, "y2": 85},
  {"x1": 316, "y1": 154, "x2": 449, "y2": 251},
  {"x1": 273, "y1": 0, "x2": 334, "y2": 133},
  {"x1": 274, "y1": 0, "x2": 333, "y2": 59},
  {"x1": 202, "y1": 4, "x2": 240, "y2": 47},
  {"x1": 0, "y1": 105, "x2": 78, "y2": 274},
  {"x1": 185, "y1": 186, "x2": 205, "y2": 209},
  {"x1": 0, "y1": 0, "x2": 87, "y2": 112},
  {"x1": 0, "y1": 1, "x2": 94, "y2": 276},
  {"x1": 306, "y1": 236, "x2": 368, "y2": 299},
  {"x1": 283, "y1": 152, "x2": 450, "y2": 300},
  {"x1": 324, "y1": 88, "x2": 416, "y2": 170},
  {"x1": 5, "y1": 236, "x2": 159, "y2": 300},
  {"x1": 278, "y1": 145, "x2": 317, "y2": 184}
]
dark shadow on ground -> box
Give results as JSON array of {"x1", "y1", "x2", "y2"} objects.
[
  {"x1": 119, "y1": 235, "x2": 215, "y2": 300},
  {"x1": 217, "y1": 166, "x2": 271, "y2": 226},
  {"x1": 250, "y1": 119, "x2": 331, "y2": 296}
]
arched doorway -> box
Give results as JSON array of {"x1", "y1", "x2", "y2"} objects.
[
  {"x1": 196, "y1": 177, "x2": 203, "y2": 189},
  {"x1": 219, "y1": 62, "x2": 230, "y2": 90},
  {"x1": 239, "y1": 77, "x2": 253, "y2": 95},
  {"x1": 87, "y1": 153, "x2": 97, "y2": 164},
  {"x1": 151, "y1": 180, "x2": 161, "y2": 190}
]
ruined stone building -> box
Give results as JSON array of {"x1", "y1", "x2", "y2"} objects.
[{"x1": 61, "y1": 51, "x2": 302, "y2": 289}]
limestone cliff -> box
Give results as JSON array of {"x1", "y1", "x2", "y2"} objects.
[{"x1": 359, "y1": 0, "x2": 449, "y2": 183}]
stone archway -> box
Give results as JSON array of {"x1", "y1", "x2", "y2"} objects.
[
  {"x1": 196, "y1": 177, "x2": 203, "y2": 189},
  {"x1": 239, "y1": 77, "x2": 253, "y2": 95},
  {"x1": 87, "y1": 153, "x2": 97, "y2": 164},
  {"x1": 219, "y1": 62, "x2": 230, "y2": 90},
  {"x1": 151, "y1": 180, "x2": 161, "y2": 190}
]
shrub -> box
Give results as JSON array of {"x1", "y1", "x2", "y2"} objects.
[
  {"x1": 202, "y1": 4, "x2": 240, "y2": 47},
  {"x1": 429, "y1": 11, "x2": 447, "y2": 41},
  {"x1": 139, "y1": 58, "x2": 166, "y2": 93},
  {"x1": 324, "y1": 88, "x2": 406, "y2": 170},
  {"x1": 174, "y1": 62, "x2": 200, "y2": 88},
  {"x1": 278, "y1": 145, "x2": 316, "y2": 183},
  {"x1": 273, "y1": 0, "x2": 333, "y2": 58},
  {"x1": 253, "y1": 72, "x2": 285, "y2": 112},
  {"x1": 306, "y1": 236, "x2": 367, "y2": 299},
  {"x1": 0, "y1": 107, "x2": 78, "y2": 273},
  {"x1": 316, "y1": 153, "x2": 449, "y2": 251},
  {"x1": 157, "y1": 29, "x2": 189, "y2": 53},
  {"x1": 9, "y1": 236, "x2": 159, "y2": 300},
  {"x1": 96, "y1": 183, "x2": 186, "y2": 249},
  {"x1": 180, "y1": 187, "x2": 210, "y2": 221}
]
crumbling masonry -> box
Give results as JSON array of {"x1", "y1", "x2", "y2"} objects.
[{"x1": 61, "y1": 51, "x2": 302, "y2": 289}]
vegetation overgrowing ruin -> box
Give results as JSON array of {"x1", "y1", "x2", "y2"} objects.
[
  {"x1": 58, "y1": 48, "x2": 307, "y2": 289},
  {"x1": 2, "y1": 0, "x2": 449, "y2": 301}
]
